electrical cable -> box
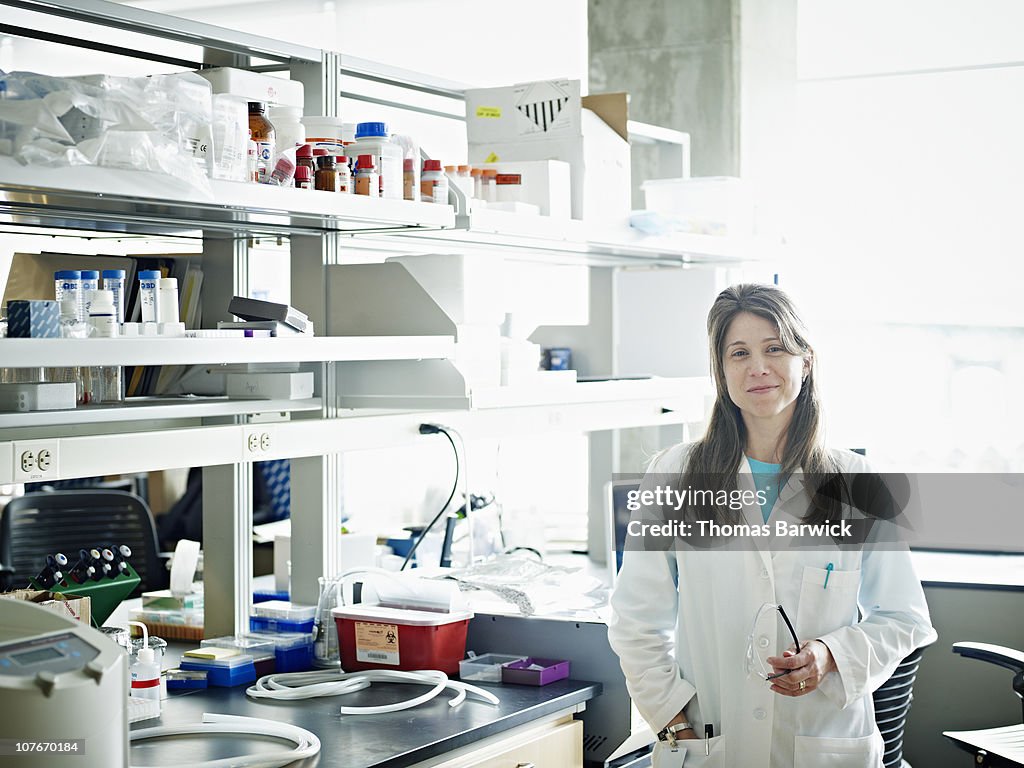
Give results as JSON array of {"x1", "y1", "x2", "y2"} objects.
[
  {"x1": 402, "y1": 424, "x2": 460, "y2": 570},
  {"x1": 130, "y1": 712, "x2": 320, "y2": 768},
  {"x1": 246, "y1": 668, "x2": 500, "y2": 715}
]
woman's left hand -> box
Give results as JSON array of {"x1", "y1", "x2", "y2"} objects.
[{"x1": 766, "y1": 639, "x2": 836, "y2": 696}]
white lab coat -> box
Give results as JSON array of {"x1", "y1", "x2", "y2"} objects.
[{"x1": 608, "y1": 444, "x2": 937, "y2": 768}]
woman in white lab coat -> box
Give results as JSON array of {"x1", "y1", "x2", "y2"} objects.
[{"x1": 608, "y1": 284, "x2": 936, "y2": 768}]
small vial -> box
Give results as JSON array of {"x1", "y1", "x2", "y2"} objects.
[
  {"x1": 102, "y1": 269, "x2": 126, "y2": 324},
  {"x1": 268, "y1": 154, "x2": 296, "y2": 186},
  {"x1": 336, "y1": 155, "x2": 352, "y2": 194},
  {"x1": 482, "y1": 169, "x2": 498, "y2": 202},
  {"x1": 158, "y1": 278, "x2": 179, "y2": 324},
  {"x1": 315, "y1": 155, "x2": 340, "y2": 192},
  {"x1": 421, "y1": 159, "x2": 449, "y2": 204},
  {"x1": 471, "y1": 167, "x2": 483, "y2": 199},
  {"x1": 247, "y1": 129, "x2": 259, "y2": 183},
  {"x1": 354, "y1": 155, "x2": 379, "y2": 197},
  {"x1": 138, "y1": 270, "x2": 161, "y2": 323}
]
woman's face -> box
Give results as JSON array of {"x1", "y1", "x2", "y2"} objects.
[{"x1": 722, "y1": 311, "x2": 809, "y2": 427}]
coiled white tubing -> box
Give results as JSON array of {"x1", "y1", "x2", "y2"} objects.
[
  {"x1": 246, "y1": 668, "x2": 500, "y2": 715},
  {"x1": 130, "y1": 712, "x2": 320, "y2": 768}
]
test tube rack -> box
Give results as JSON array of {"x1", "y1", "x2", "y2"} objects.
[{"x1": 30, "y1": 564, "x2": 141, "y2": 628}]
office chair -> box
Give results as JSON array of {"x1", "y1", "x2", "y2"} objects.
[
  {"x1": 0, "y1": 489, "x2": 167, "y2": 596},
  {"x1": 943, "y1": 642, "x2": 1024, "y2": 767},
  {"x1": 873, "y1": 646, "x2": 925, "y2": 768}
]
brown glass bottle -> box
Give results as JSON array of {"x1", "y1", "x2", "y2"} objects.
[
  {"x1": 315, "y1": 155, "x2": 340, "y2": 192},
  {"x1": 248, "y1": 102, "x2": 276, "y2": 183}
]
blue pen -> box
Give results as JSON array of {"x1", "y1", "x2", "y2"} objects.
[{"x1": 824, "y1": 562, "x2": 834, "y2": 589}]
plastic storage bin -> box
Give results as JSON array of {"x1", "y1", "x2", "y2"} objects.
[
  {"x1": 180, "y1": 654, "x2": 257, "y2": 687},
  {"x1": 333, "y1": 604, "x2": 473, "y2": 675},
  {"x1": 501, "y1": 657, "x2": 570, "y2": 686},
  {"x1": 640, "y1": 176, "x2": 754, "y2": 237},
  {"x1": 166, "y1": 669, "x2": 208, "y2": 691},
  {"x1": 250, "y1": 631, "x2": 315, "y2": 672},
  {"x1": 459, "y1": 653, "x2": 526, "y2": 682},
  {"x1": 250, "y1": 600, "x2": 316, "y2": 634},
  {"x1": 201, "y1": 635, "x2": 276, "y2": 677}
]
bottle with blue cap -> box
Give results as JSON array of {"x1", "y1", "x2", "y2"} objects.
[
  {"x1": 102, "y1": 269, "x2": 126, "y2": 323},
  {"x1": 351, "y1": 121, "x2": 403, "y2": 200},
  {"x1": 54, "y1": 270, "x2": 82, "y2": 321},
  {"x1": 80, "y1": 269, "x2": 99, "y2": 319},
  {"x1": 138, "y1": 270, "x2": 161, "y2": 323}
]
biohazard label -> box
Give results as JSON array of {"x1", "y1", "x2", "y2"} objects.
[
  {"x1": 354, "y1": 621, "x2": 400, "y2": 665},
  {"x1": 476, "y1": 106, "x2": 502, "y2": 118}
]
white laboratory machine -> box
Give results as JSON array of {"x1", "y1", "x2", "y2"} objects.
[{"x1": 0, "y1": 599, "x2": 128, "y2": 768}]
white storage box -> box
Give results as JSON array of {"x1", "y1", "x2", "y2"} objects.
[
  {"x1": 641, "y1": 176, "x2": 755, "y2": 237},
  {"x1": 195, "y1": 68, "x2": 304, "y2": 109},
  {"x1": 465, "y1": 81, "x2": 630, "y2": 227},
  {"x1": 225, "y1": 371, "x2": 313, "y2": 400},
  {"x1": 478, "y1": 160, "x2": 571, "y2": 219}
]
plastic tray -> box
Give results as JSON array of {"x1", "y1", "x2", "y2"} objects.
[
  {"x1": 250, "y1": 615, "x2": 314, "y2": 634},
  {"x1": 249, "y1": 631, "x2": 314, "y2": 673},
  {"x1": 250, "y1": 600, "x2": 316, "y2": 621},
  {"x1": 166, "y1": 668, "x2": 208, "y2": 690},
  {"x1": 180, "y1": 653, "x2": 256, "y2": 687},
  {"x1": 501, "y1": 657, "x2": 570, "y2": 686},
  {"x1": 459, "y1": 653, "x2": 526, "y2": 682}
]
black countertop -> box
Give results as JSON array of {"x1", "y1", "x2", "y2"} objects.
[{"x1": 130, "y1": 675, "x2": 600, "y2": 767}]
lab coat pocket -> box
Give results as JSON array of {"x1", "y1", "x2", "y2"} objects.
[
  {"x1": 794, "y1": 732, "x2": 884, "y2": 768},
  {"x1": 651, "y1": 735, "x2": 726, "y2": 768},
  {"x1": 795, "y1": 564, "x2": 860, "y2": 642}
]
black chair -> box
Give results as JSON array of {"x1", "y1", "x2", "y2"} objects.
[
  {"x1": 874, "y1": 646, "x2": 925, "y2": 768},
  {"x1": 0, "y1": 489, "x2": 167, "y2": 596},
  {"x1": 943, "y1": 642, "x2": 1024, "y2": 767}
]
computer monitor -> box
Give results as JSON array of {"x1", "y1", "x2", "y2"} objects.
[{"x1": 604, "y1": 479, "x2": 641, "y2": 587}]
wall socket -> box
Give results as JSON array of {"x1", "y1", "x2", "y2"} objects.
[
  {"x1": 13, "y1": 440, "x2": 60, "y2": 482},
  {"x1": 245, "y1": 430, "x2": 272, "y2": 456}
]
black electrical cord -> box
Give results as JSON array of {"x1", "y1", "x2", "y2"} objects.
[{"x1": 400, "y1": 424, "x2": 460, "y2": 571}]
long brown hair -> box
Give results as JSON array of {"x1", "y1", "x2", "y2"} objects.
[{"x1": 681, "y1": 283, "x2": 844, "y2": 524}]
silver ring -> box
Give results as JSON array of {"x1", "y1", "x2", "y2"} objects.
[{"x1": 799, "y1": 680, "x2": 806, "y2": 691}]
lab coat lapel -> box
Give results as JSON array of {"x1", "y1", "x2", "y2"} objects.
[{"x1": 737, "y1": 459, "x2": 774, "y2": 576}]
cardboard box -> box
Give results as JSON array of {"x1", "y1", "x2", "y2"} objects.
[
  {"x1": 2, "y1": 589, "x2": 91, "y2": 625},
  {"x1": 478, "y1": 160, "x2": 571, "y2": 219},
  {"x1": 465, "y1": 80, "x2": 631, "y2": 227}
]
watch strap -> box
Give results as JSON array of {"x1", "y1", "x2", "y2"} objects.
[{"x1": 657, "y1": 722, "x2": 693, "y2": 742}]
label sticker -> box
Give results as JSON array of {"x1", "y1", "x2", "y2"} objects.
[
  {"x1": 476, "y1": 106, "x2": 502, "y2": 118},
  {"x1": 354, "y1": 621, "x2": 399, "y2": 665},
  {"x1": 484, "y1": 152, "x2": 500, "y2": 163},
  {"x1": 495, "y1": 174, "x2": 522, "y2": 185}
]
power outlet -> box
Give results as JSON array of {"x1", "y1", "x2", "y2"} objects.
[
  {"x1": 13, "y1": 440, "x2": 60, "y2": 482},
  {"x1": 245, "y1": 430, "x2": 273, "y2": 456}
]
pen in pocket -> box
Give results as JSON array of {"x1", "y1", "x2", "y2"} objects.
[
  {"x1": 824, "y1": 561, "x2": 834, "y2": 589},
  {"x1": 705, "y1": 723, "x2": 713, "y2": 755}
]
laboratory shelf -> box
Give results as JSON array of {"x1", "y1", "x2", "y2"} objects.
[
  {"x1": 0, "y1": 158, "x2": 455, "y2": 238},
  {"x1": 375, "y1": 207, "x2": 778, "y2": 266},
  {"x1": 0, "y1": 387, "x2": 698, "y2": 484},
  {"x1": 0, "y1": 396, "x2": 322, "y2": 429},
  {"x1": 0, "y1": 335, "x2": 454, "y2": 367}
]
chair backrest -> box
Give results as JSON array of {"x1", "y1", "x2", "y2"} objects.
[
  {"x1": 874, "y1": 646, "x2": 925, "y2": 768},
  {"x1": 0, "y1": 490, "x2": 166, "y2": 596}
]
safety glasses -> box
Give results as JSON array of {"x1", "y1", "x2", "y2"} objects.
[{"x1": 744, "y1": 603, "x2": 802, "y2": 681}]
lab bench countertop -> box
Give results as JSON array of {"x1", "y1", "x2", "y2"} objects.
[{"x1": 130, "y1": 675, "x2": 600, "y2": 768}]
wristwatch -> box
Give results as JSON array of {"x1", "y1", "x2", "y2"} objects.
[{"x1": 657, "y1": 722, "x2": 693, "y2": 750}]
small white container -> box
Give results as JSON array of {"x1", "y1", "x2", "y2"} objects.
[
  {"x1": 158, "y1": 278, "x2": 179, "y2": 324},
  {"x1": 269, "y1": 105, "x2": 306, "y2": 152},
  {"x1": 301, "y1": 115, "x2": 346, "y2": 156}
]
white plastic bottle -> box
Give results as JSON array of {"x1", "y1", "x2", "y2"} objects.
[
  {"x1": 88, "y1": 290, "x2": 119, "y2": 339},
  {"x1": 268, "y1": 105, "x2": 306, "y2": 153},
  {"x1": 87, "y1": 289, "x2": 122, "y2": 404},
  {"x1": 127, "y1": 622, "x2": 162, "y2": 711},
  {"x1": 351, "y1": 122, "x2": 403, "y2": 200},
  {"x1": 158, "y1": 278, "x2": 179, "y2": 324}
]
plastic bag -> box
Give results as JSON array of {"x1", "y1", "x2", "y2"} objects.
[{"x1": 0, "y1": 69, "x2": 213, "y2": 194}]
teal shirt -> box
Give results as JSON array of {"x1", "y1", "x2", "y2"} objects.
[{"x1": 747, "y1": 457, "x2": 784, "y2": 522}]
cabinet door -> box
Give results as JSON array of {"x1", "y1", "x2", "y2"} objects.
[{"x1": 426, "y1": 717, "x2": 583, "y2": 768}]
